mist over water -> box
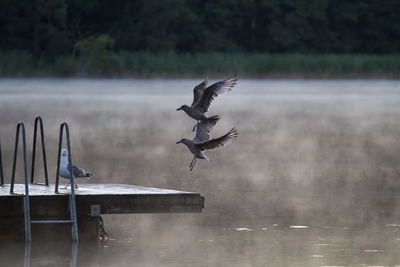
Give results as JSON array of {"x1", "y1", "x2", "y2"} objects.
[{"x1": 1, "y1": 79, "x2": 400, "y2": 266}]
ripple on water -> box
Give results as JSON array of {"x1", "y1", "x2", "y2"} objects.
[
  {"x1": 363, "y1": 249, "x2": 383, "y2": 253},
  {"x1": 313, "y1": 243, "x2": 330, "y2": 246},
  {"x1": 385, "y1": 224, "x2": 400, "y2": 228},
  {"x1": 289, "y1": 225, "x2": 309, "y2": 229},
  {"x1": 234, "y1": 227, "x2": 253, "y2": 231}
]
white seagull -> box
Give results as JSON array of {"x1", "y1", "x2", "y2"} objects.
[
  {"x1": 176, "y1": 116, "x2": 238, "y2": 171},
  {"x1": 177, "y1": 74, "x2": 237, "y2": 131},
  {"x1": 60, "y1": 148, "x2": 93, "y2": 189}
]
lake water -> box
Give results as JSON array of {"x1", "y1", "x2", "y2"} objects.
[{"x1": 1, "y1": 78, "x2": 400, "y2": 266}]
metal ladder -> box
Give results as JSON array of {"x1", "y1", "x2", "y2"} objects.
[
  {"x1": 30, "y1": 116, "x2": 49, "y2": 186},
  {"x1": 0, "y1": 136, "x2": 4, "y2": 186},
  {"x1": 9, "y1": 118, "x2": 78, "y2": 241}
]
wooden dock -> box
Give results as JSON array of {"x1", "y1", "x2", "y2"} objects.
[
  {"x1": 0, "y1": 183, "x2": 204, "y2": 216},
  {"x1": 0, "y1": 183, "x2": 204, "y2": 240},
  {"x1": 0, "y1": 119, "x2": 205, "y2": 241}
]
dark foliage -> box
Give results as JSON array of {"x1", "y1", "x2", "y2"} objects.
[{"x1": 0, "y1": 0, "x2": 399, "y2": 63}]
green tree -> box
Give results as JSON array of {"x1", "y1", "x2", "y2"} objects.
[
  {"x1": 76, "y1": 34, "x2": 123, "y2": 75},
  {"x1": 1, "y1": 0, "x2": 400, "y2": 60},
  {"x1": 32, "y1": 0, "x2": 70, "y2": 63},
  {"x1": 133, "y1": 0, "x2": 202, "y2": 52},
  {"x1": 0, "y1": 0, "x2": 34, "y2": 51}
]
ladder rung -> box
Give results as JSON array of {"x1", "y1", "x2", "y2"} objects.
[{"x1": 31, "y1": 220, "x2": 73, "y2": 224}]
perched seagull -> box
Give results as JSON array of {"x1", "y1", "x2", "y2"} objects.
[
  {"x1": 176, "y1": 116, "x2": 238, "y2": 171},
  {"x1": 59, "y1": 148, "x2": 93, "y2": 189},
  {"x1": 177, "y1": 74, "x2": 237, "y2": 131}
]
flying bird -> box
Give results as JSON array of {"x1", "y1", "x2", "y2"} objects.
[
  {"x1": 177, "y1": 74, "x2": 237, "y2": 131},
  {"x1": 59, "y1": 148, "x2": 93, "y2": 189},
  {"x1": 176, "y1": 116, "x2": 238, "y2": 171}
]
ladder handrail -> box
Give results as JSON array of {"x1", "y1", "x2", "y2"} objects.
[
  {"x1": 0, "y1": 137, "x2": 4, "y2": 185},
  {"x1": 54, "y1": 122, "x2": 79, "y2": 241},
  {"x1": 7, "y1": 119, "x2": 79, "y2": 242},
  {"x1": 30, "y1": 116, "x2": 49, "y2": 185},
  {"x1": 9, "y1": 121, "x2": 32, "y2": 241}
]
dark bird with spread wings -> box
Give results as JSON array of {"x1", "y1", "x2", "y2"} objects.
[
  {"x1": 176, "y1": 116, "x2": 238, "y2": 171},
  {"x1": 177, "y1": 74, "x2": 237, "y2": 131}
]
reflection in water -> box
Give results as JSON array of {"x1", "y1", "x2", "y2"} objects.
[
  {"x1": 22, "y1": 241, "x2": 78, "y2": 267},
  {"x1": 71, "y1": 242, "x2": 78, "y2": 267},
  {"x1": 6, "y1": 223, "x2": 400, "y2": 266},
  {"x1": 24, "y1": 242, "x2": 31, "y2": 267}
]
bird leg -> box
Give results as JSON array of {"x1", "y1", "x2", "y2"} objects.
[
  {"x1": 189, "y1": 158, "x2": 197, "y2": 171},
  {"x1": 192, "y1": 121, "x2": 199, "y2": 132},
  {"x1": 64, "y1": 182, "x2": 78, "y2": 190},
  {"x1": 189, "y1": 157, "x2": 195, "y2": 169}
]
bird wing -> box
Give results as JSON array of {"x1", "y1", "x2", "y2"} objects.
[
  {"x1": 196, "y1": 128, "x2": 238, "y2": 151},
  {"x1": 67, "y1": 162, "x2": 87, "y2": 177},
  {"x1": 191, "y1": 80, "x2": 207, "y2": 107},
  {"x1": 193, "y1": 74, "x2": 237, "y2": 113},
  {"x1": 193, "y1": 116, "x2": 220, "y2": 143}
]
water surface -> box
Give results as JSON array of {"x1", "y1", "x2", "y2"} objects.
[{"x1": 1, "y1": 78, "x2": 400, "y2": 266}]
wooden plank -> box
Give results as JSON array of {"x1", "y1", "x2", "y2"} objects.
[
  {"x1": 0, "y1": 184, "x2": 204, "y2": 216},
  {"x1": 0, "y1": 184, "x2": 198, "y2": 196}
]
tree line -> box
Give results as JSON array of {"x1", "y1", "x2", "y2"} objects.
[{"x1": 0, "y1": 0, "x2": 399, "y2": 63}]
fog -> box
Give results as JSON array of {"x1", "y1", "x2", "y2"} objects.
[{"x1": 1, "y1": 79, "x2": 400, "y2": 266}]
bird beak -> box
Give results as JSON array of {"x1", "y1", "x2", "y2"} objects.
[
  {"x1": 176, "y1": 141, "x2": 181, "y2": 144},
  {"x1": 176, "y1": 107, "x2": 181, "y2": 111}
]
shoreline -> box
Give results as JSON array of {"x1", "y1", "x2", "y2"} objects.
[
  {"x1": 1, "y1": 52, "x2": 399, "y2": 79},
  {"x1": 0, "y1": 73, "x2": 398, "y2": 79}
]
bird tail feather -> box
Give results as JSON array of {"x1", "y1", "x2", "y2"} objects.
[{"x1": 206, "y1": 115, "x2": 220, "y2": 124}]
